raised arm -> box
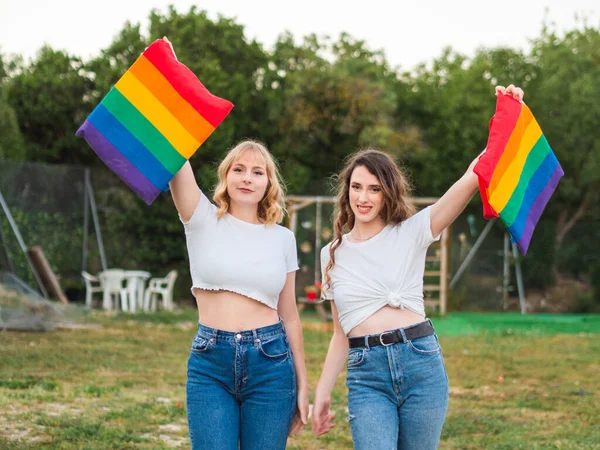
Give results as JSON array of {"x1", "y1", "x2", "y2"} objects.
[
  {"x1": 169, "y1": 161, "x2": 201, "y2": 222},
  {"x1": 430, "y1": 85, "x2": 524, "y2": 237},
  {"x1": 159, "y1": 37, "x2": 202, "y2": 222},
  {"x1": 429, "y1": 160, "x2": 480, "y2": 238}
]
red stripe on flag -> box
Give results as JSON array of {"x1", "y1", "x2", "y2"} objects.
[{"x1": 143, "y1": 40, "x2": 233, "y2": 128}]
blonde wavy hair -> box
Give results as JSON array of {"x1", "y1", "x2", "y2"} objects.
[
  {"x1": 213, "y1": 140, "x2": 286, "y2": 225},
  {"x1": 323, "y1": 149, "x2": 416, "y2": 294}
]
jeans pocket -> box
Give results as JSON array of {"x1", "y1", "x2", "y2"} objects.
[
  {"x1": 257, "y1": 335, "x2": 289, "y2": 359},
  {"x1": 408, "y1": 334, "x2": 441, "y2": 355},
  {"x1": 190, "y1": 335, "x2": 214, "y2": 354},
  {"x1": 347, "y1": 348, "x2": 366, "y2": 369}
]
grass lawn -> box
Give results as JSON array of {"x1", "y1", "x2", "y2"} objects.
[{"x1": 1, "y1": 310, "x2": 599, "y2": 449}]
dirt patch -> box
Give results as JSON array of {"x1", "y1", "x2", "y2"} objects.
[
  {"x1": 0, "y1": 415, "x2": 45, "y2": 442},
  {"x1": 143, "y1": 430, "x2": 188, "y2": 449},
  {"x1": 451, "y1": 385, "x2": 506, "y2": 399},
  {"x1": 44, "y1": 402, "x2": 83, "y2": 417},
  {"x1": 158, "y1": 434, "x2": 187, "y2": 448},
  {"x1": 158, "y1": 424, "x2": 185, "y2": 433}
]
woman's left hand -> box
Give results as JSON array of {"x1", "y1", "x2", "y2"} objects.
[
  {"x1": 289, "y1": 383, "x2": 309, "y2": 436},
  {"x1": 467, "y1": 84, "x2": 525, "y2": 174}
]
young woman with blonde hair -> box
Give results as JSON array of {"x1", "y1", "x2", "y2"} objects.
[
  {"x1": 311, "y1": 86, "x2": 523, "y2": 449},
  {"x1": 171, "y1": 140, "x2": 308, "y2": 449}
]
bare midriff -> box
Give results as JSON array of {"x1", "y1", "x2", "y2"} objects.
[
  {"x1": 347, "y1": 305, "x2": 426, "y2": 338},
  {"x1": 194, "y1": 288, "x2": 279, "y2": 331}
]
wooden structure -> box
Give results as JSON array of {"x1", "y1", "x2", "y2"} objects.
[
  {"x1": 27, "y1": 246, "x2": 69, "y2": 304},
  {"x1": 287, "y1": 195, "x2": 450, "y2": 316}
]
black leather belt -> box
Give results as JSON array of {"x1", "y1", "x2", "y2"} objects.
[{"x1": 348, "y1": 320, "x2": 435, "y2": 349}]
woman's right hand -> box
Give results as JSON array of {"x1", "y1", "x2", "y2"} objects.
[{"x1": 311, "y1": 393, "x2": 336, "y2": 436}]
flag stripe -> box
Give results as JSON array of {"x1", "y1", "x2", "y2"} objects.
[
  {"x1": 116, "y1": 71, "x2": 200, "y2": 158},
  {"x1": 499, "y1": 135, "x2": 551, "y2": 225},
  {"x1": 512, "y1": 163, "x2": 564, "y2": 253},
  {"x1": 489, "y1": 116, "x2": 542, "y2": 211},
  {"x1": 144, "y1": 41, "x2": 234, "y2": 128},
  {"x1": 87, "y1": 104, "x2": 173, "y2": 191},
  {"x1": 103, "y1": 88, "x2": 186, "y2": 175},
  {"x1": 476, "y1": 98, "x2": 523, "y2": 187},
  {"x1": 76, "y1": 120, "x2": 162, "y2": 204},
  {"x1": 489, "y1": 106, "x2": 534, "y2": 192},
  {"x1": 128, "y1": 55, "x2": 217, "y2": 145},
  {"x1": 507, "y1": 151, "x2": 559, "y2": 239}
]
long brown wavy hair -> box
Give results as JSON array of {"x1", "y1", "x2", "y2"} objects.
[
  {"x1": 213, "y1": 140, "x2": 286, "y2": 225},
  {"x1": 322, "y1": 149, "x2": 416, "y2": 294}
]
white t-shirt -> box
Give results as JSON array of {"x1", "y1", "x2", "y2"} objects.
[
  {"x1": 320, "y1": 206, "x2": 440, "y2": 335},
  {"x1": 180, "y1": 191, "x2": 299, "y2": 309}
]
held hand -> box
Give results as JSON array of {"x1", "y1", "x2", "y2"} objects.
[
  {"x1": 311, "y1": 395, "x2": 336, "y2": 436},
  {"x1": 162, "y1": 36, "x2": 178, "y2": 61},
  {"x1": 289, "y1": 384, "x2": 309, "y2": 436},
  {"x1": 495, "y1": 84, "x2": 524, "y2": 103},
  {"x1": 469, "y1": 84, "x2": 524, "y2": 175}
]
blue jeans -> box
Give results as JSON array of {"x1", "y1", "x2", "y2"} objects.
[
  {"x1": 186, "y1": 321, "x2": 297, "y2": 450},
  {"x1": 346, "y1": 321, "x2": 449, "y2": 450}
]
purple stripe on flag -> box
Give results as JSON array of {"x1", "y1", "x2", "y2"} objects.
[
  {"x1": 516, "y1": 164, "x2": 564, "y2": 254},
  {"x1": 76, "y1": 120, "x2": 162, "y2": 205}
]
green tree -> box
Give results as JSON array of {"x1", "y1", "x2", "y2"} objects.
[
  {"x1": 526, "y1": 24, "x2": 600, "y2": 263},
  {"x1": 0, "y1": 52, "x2": 25, "y2": 160},
  {"x1": 264, "y1": 32, "x2": 417, "y2": 193},
  {"x1": 7, "y1": 46, "x2": 94, "y2": 164}
]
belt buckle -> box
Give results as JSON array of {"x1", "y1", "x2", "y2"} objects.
[{"x1": 379, "y1": 331, "x2": 394, "y2": 347}]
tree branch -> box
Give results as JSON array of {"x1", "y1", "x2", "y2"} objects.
[{"x1": 555, "y1": 187, "x2": 598, "y2": 247}]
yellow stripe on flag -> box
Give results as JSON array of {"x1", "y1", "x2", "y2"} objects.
[
  {"x1": 489, "y1": 117, "x2": 543, "y2": 212},
  {"x1": 116, "y1": 71, "x2": 200, "y2": 159}
]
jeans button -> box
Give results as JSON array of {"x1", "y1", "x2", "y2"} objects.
[{"x1": 236, "y1": 333, "x2": 242, "y2": 340}]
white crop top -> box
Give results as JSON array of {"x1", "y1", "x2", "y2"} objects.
[
  {"x1": 180, "y1": 191, "x2": 299, "y2": 309},
  {"x1": 320, "y1": 206, "x2": 440, "y2": 335}
]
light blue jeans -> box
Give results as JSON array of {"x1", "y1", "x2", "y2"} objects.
[
  {"x1": 186, "y1": 321, "x2": 296, "y2": 450},
  {"x1": 346, "y1": 323, "x2": 449, "y2": 450}
]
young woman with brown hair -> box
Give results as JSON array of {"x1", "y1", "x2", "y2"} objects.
[{"x1": 311, "y1": 85, "x2": 524, "y2": 449}]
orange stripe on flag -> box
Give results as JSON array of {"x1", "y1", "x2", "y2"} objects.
[
  {"x1": 489, "y1": 106, "x2": 534, "y2": 193},
  {"x1": 129, "y1": 56, "x2": 215, "y2": 145}
]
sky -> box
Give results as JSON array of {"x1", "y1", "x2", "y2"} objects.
[{"x1": 1, "y1": 0, "x2": 598, "y2": 70}]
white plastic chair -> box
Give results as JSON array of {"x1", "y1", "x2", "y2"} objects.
[
  {"x1": 98, "y1": 269, "x2": 126, "y2": 310},
  {"x1": 119, "y1": 271, "x2": 151, "y2": 313},
  {"x1": 143, "y1": 270, "x2": 178, "y2": 311},
  {"x1": 81, "y1": 271, "x2": 103, "y2": 308}
]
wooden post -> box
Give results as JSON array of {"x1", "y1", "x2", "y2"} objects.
[
  {"x1": 512, "y1": 243, "x2": 527, "y2": 314},
  {"x1": 27, "y1": 246, "x2": 69, "y2": 304},
  {"x1": 502, "y1": 232, "x2": 510, "y2": 310},
  {"x1": 314, "y1": 198, "x2": 323, "y2": 285}
]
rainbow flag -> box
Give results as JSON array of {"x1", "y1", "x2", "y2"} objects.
[
  {"x1": 76, "y1": 39, "x2": 233, "y2": 204},
  {"x1": 474, "y1": 94, "x2": 563, "y2": 254}
]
